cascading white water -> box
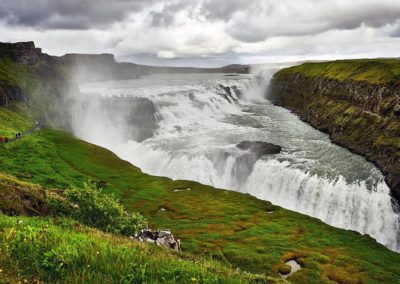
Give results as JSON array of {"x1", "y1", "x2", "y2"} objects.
[{"x1": 74, "y1": 67, "x2": 400, "y2": 252}]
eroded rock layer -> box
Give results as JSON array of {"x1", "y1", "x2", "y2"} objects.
[{"x1": 269, "y1": 60, "x2": 400, "y2": 201}]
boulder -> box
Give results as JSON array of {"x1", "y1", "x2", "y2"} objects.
[
  {"x1": 237, "y1": 141, "x2": 281, "y2": 157},
  {"x1": 133, "y1": 228, "x2": 181, "y2": 253},
  {"x1": 233, "y1": 141, "x2": 282, "y2": 186}
]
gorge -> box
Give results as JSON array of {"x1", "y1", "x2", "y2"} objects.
[
  {"x1": 70, "y1": 68, "x2": 400, "y2": 252},
  {"x1": 1, "y1": 41, "x2": 400, "y2": 283}
]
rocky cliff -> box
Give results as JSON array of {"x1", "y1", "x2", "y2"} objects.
[
  {"x1": 0, "y1": 41, "x2": 51, "y2": 66},
  {"x1": 269, "y1": 59, "x2": 400, "y2": 202},
  {"x1": 0, "y1": 84, "x2": 29, "y2": 106}
]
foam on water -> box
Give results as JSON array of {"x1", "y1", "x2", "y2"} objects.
[{"x1": 75, "y1": 69, "x2": 400, "y2": 251}]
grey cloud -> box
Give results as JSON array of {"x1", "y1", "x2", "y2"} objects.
[
  {"x1": 148, "y1": 0, "x2": 194, "y2": 27},
  {"x1": 0, "y1": 0, "x2": 156, "y2": 29},
  {"x1": 149, "y1": 11, "x2": 174, "y2": 27},
  {"x1": 200, "y1": 0, "x2": 251, "y2": 21},
  {"x1": 200, "y1": 0, "x2": 400, "y2": 42}
]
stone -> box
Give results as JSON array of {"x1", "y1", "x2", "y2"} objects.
[
  {"x1": 69, "y1": 204, "x2": 80, "y2": 210},
  {"x1": 233, "y1": 141, "x2": 281, "y2": 185},
  {"x1": 236, "y1": 141, "x2": 281, "y2": 157},
  {"x1": 133, "y1": 228, "x2": 181, "y2": 253},
  {"x1": 173, "y1": 188, "x2": 191, "y2": 192}
]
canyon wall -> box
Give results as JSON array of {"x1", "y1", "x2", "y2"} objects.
[{"x1": 269, "y1": 60, "x2": 400, "y2": 201}]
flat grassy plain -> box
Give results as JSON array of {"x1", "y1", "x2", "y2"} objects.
[{"x1": 1, "y1": 124, "x2": 400, "y2": 283}]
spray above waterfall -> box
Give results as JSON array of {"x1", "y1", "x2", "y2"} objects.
[{"x1": 71, "y1": 68, "x2": 400, "y2": 252}]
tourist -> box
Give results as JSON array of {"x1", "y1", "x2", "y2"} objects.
[
  {"x1": 0, "y1": 137, "x2": 3, "y2": 144},
  {"x1": 4, "y1": 137, "x2": 8, "y2": 143}
]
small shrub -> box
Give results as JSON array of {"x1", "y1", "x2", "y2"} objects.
[
  {"x1": 65, "y1": 181, "x2": 147, "y2": 235},
  {"x1": 48, "y1": 197, "x2": 71, "y2": 217}
]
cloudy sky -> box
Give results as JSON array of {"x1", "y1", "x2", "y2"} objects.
[{"x1": 1, "y1": 0, "x2": 400, "y2": 67}]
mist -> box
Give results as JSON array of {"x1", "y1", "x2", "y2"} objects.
[{"x1": 51, "y1": 64, "x2": 400, "y2": 252}]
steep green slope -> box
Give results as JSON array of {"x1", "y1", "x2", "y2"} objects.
[
  {"x1": 1, "y1": 44, "x2": 400, "y2": 282},
  {"x1": 0, "y1": 215, "x2": 269, "y2": 283},
  {"x1": 270, "y1": 59, "x2": 400, "y2": 201},
  {"x1": 1, "y1": 127, "x2": 400, "y2": 283}
]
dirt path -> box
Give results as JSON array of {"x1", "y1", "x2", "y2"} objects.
[{"x1": 0, "y1": 126, "x2": 41, "y2": 145}]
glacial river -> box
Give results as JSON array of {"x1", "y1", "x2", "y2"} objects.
[{"x1": 73, "y1": 68, "x2": 400, "y2": 251}]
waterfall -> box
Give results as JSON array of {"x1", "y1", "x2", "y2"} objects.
[{"x1": 73, "y1": 70, "x2": 400, "y2": 252}]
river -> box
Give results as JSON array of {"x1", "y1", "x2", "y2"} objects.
[{"x1": 72, "y1": 67, "x2": 400, "y2": 251}]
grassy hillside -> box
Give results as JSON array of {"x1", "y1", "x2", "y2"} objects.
[
  {"x1": 1, "y1": 52, "x2": 400, "y2": 282},
  {"x1": 1, "y1": 116, "x2": 400, "y2": 283},
  {"x1": 0, "y1": 215, "x2": 269, "y2": 283},
  {"x1": 0, "y1": 104, "x2": 34, "y2": 138},
  {"x1": 277, "y1": 59, "x2": 400, "y2": 84}
]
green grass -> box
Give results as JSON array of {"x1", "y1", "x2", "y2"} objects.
[
  {"x1": 0, "y1": 104, "x2": 34, "y2": 138},
  {"x1": 1, "y1": 128, "x2": 400, "y2": 283},
  {"x1": 0, "y1": 215, "x2": 271, "y2": 283},
  {"x1": 277, "y1": 58, "x2": 400, "y2": 84},
  {"x1": 1, "y1": 55, "x2": 400, "y2": 282}
]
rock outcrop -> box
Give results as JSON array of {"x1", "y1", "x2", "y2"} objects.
[
  {"x1": 132, "y1": 229, "x2": 181, "y2": 253},
  {"x1": 100, "y1": 97, "x2": 158, "y2": 142},
  {"x1": 0, "y1": 41, "x2": 51, "y2": 66},
  {"x1": 0, "y1": 84, "x2": 29, "y2": 107},
  {"x1": 237, "y1": 141, "x2": 282, "y2": 157},
  {"x1": 269, "y1": 60, "x2": 400, "y2": 202},
  {"x1": 234, "y1": 141, "x2": 281, "y2": 185}
]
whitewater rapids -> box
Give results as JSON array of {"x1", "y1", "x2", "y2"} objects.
[{"x1": 73, "y1": 67, "x2": 400, "y2": 251}]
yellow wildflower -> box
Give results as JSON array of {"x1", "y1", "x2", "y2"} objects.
[
  {"x1": 0, "y1": 269, "x2": 2, "y2": 272},
  {"x1": 96, "y1": 251, "x2": 99, "y2": 256},
  {"x1": 191, "y1": 278, "x2": 197, "y2": 282}
]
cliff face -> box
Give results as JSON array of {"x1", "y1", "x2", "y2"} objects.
[
  {"x1": 0, "y1": 84, "x2": 29, "y2": 106},
  {"x1": 269, "y1": 60, "x2": 400, "y2": 201},
  {"x1": 0, "y1": 41, "x2": 61, "y2": 108},
  {"x1": 0, "y1": 41, "x2": 51, "y2": 66},
  {"x1": 59, "y1": 53, "x2": 144, "y2": 83}
]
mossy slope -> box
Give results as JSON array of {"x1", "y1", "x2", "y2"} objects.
[
  {"x1": 1, "y1": 127, "x2": 400, "y2": 283},
  {"x1": 0, "y1": 215, "x2": 270, "y2": 283}
]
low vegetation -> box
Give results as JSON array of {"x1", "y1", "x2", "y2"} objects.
[
  {"x1": 0, "y1": 215, "x2": 270, "y2": 283},
  {"x1": 1, "y1": 122, "x2": 400, "y2": 282},
  {"x1": 276, "y1": 58, "x2": 400, "y2": 84},
  {"x1": 1, "y1": 57, "x2": 400, "y2": 282},
  {"x1": 0, "y1": 104, "x2": 33, "y2": 138}
]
